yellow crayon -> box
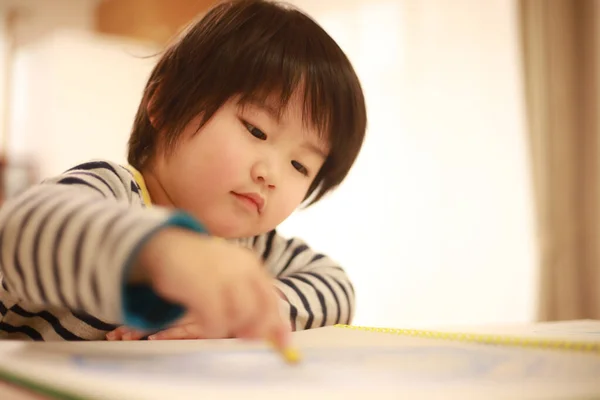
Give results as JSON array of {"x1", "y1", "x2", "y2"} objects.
[{"x1": 270, "y1": 340, "x2": 302, "y2": 364}]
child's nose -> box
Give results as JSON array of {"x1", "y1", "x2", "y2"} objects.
[{"x1": 251, "y1": 162, "x2": 276, "y2": 189}]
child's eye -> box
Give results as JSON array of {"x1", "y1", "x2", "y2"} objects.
[
  {"x1": 291, "y1": 160, "x2": 309, "y2": 176},
  {"x1": 244, "y1": 121, "x2": 267, "y2": 140}
]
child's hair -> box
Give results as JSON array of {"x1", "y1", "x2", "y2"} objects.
[{"x1": 128, "y1": 0, "x2": 367, "y2": 205}]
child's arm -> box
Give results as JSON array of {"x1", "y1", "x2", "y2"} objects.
[
  {"x1": 255, "y1": 230, "x2": 355, "y2": 331},
  {"x1": 106, "y1": 230, "x2": 354, "y2": 340},
  {"x1": 0, "y1": 161, "x2": 190, "y2": 326}
]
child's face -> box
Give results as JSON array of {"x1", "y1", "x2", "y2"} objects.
[{"x1": 150, "y1": 94, "x2": 328, "y2": 238}]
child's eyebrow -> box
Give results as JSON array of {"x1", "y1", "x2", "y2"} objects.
[{"x1": 242, "y1": 98, "x2": 282, "y2": 124}]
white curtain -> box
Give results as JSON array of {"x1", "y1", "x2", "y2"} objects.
[{"x1": 519, "y1": 0, "x2": 600, "y2": 321}]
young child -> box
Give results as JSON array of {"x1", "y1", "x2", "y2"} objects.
[{"x1": 0, "y1": 0, "x2": 366, "y2": 346}]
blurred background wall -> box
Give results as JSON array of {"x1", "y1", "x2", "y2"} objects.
[{"x1": 0, "y1": 0, "x2": 597, "y2": 328}]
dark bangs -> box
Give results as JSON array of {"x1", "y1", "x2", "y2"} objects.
[{"x1": 128, "y1": 0, "x2": 367, "y2": 205}]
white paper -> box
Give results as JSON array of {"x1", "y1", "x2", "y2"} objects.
[{"x1": 0, "y1": 325, "x2": 599, "y2": 400}]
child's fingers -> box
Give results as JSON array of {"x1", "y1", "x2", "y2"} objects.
[
  {"x1": 189, "y1": 287, "x2": 227, "y2": 339},
  {"x1": 106, "y1": 326, "x2": 137, "y2": 341},
  {"x1": 106, "y1": 326, "x2": 148, "y2": 341},
  {"x1": 226, "y1": 281, "x2": 259, "y2": 333},
  {"x1": 105, "y1": 326, "x2": 126, "y2": 340},
  {"x1": 233, "y1": 311, "x2": 290, "y2": 347},
  {"x1": 236, "y1": 276, "x2": 287, "y2": 342},
  {"x1": 257, "y1": 299, "x2": 291, "y2": 350},
  {"x1": 148, "y1": 324, "x2": 206, "y2": 340},
  {"x1": 121, "y1": 329, "x2": 149, "y2": 341},
  {"x1": 265, "y1": 299, "x2": 291, "y2": 349},
  {"x1": 269, "y1": 315, "x2": 292, "y2": 349}
]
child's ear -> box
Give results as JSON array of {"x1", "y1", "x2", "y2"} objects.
[
  {"x1": 147, "y1": 98, "x2": 158, "y2": 128},
  {"x1": 146, "y1": 84, "x2": 161, "y2": 128}
]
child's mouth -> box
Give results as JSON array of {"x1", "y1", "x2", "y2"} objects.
[{"x1": 231, "y1": 192, "x2": 263, "y2": 214}]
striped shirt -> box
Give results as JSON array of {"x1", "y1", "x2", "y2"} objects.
[{"x1": 0, "y1": 160, "x2": 355, "y2": 340}]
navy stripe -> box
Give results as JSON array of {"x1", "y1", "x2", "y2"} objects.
[
  {"x1": 284, "y1": 238, "x2": 294, "y2": 252},
  {"x1": 0, "y1": 322, "x2": 44, "y2": 340},
  {"x1": 72, "y1": 311, "x2": 119, "y2": 331},
  {"x1": 112, "y1": 214, "x2": 149, "y2": 251},
  {"x1": 107, "y1": 215, "x2": 144, "y2": 264},
  {"x1": 0, "y1": 191, "x2": 42, "y2": 295},
  {"x1": 277, "y1": 244, "x2": 308, "y2": 276},
  {"x1": 72, "y1": 209, "x2": 102, "y2": 309},
  {"x1": 302, "y1": 271, "x2": 341, "y2": 324},
  {"x1": 52, "y1": 205, "x2": 77, "y2": 308},
  {"x1": 347, "y1": 280, "x2": 355, "y2": 296},
  {"x1": 95, "y1": 216, "x2": 146, "y2": 303},
  {"x1": 57, "y1": 177, "x2": 105, "y2": 196},
  {"x1": 130, "y1": 181, "x2": 140, "y2": 194},
  {"x1": 91, "y1": 276, "x2": 100, "y2": 309},
  {"x1": 77, "y1": 172, "x2": 116, "y2": 197},
  {"x1": 311, "y1": 254, "x2": 325, "y2": 263},
  {"x1": 88, "y1": 211, "x2": 139, "y2": 307},
  {"x1": 32, "y1": 200, "x2": 64, "y2": 303},
  {"x1": 280, "y1": 278, "x2": 314, "y2": 330},
  {"x1": 67, "y1": 161, "x2": 119, "y2": 177},
  {"x1": 289, "y1": 274, "x2": 327, "y2": 327},
  {"x1": 0, "y1": 301, "x2": 7, "y2": 315},
  {"x1": 89, "y1": 212, "x2": 123, "y2": 306},
  {"x1": 261, "y1": 230, "x2": 277, "y2": 261},
  {"x1": 9, "y1": 305, "x2": 85, "y2": 341},
  {"x1": 0, "y1": 188, "x2": 42, "y2": 288},
  {"x1": 13, "y1": 194, "x2": 51, "y2": 301},
  {"x1": 289, "y1": 303, "x2": 298, "y2": 331},
  {"x1": 332, "y1": 278, "x2": 352, "y2": 324}
]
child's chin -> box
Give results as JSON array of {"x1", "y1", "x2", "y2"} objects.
[{"x1": 204, "y1": 220, "x2": 265, "y2": 239}]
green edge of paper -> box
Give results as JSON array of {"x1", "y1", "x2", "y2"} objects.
[{"x1": 0, "y1": 367, "x2": 91, "y2": 400}]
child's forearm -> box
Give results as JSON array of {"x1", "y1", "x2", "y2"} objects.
[
  {"x1": 0, "y1": 183, "x2": 172, "y2": 323},
  {"x1": 255, "y1": 230, "x2": 355, "y2": 330},
  {"x1": 273, "y1": 266, "x2": 355, "y2": 331}
]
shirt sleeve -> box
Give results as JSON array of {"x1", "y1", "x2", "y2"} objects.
[
  {"x1": 252, "y1": 230, "x2": 355, "y2": 331},
  {"x1": 0, "y1": 160, "x2": 200, "y2": 328}
]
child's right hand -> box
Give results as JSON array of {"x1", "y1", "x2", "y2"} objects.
[{"x1": 129, "y1": 227, "x2": 289, "y2": 347}]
